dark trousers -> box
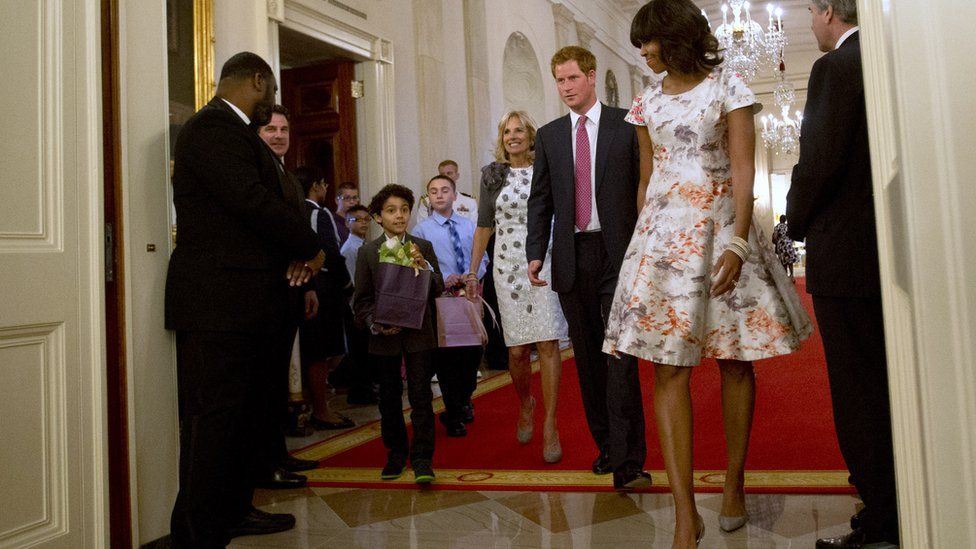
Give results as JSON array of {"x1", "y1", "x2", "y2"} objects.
[
  {"x1": 434, "y1": 345, "x2": 482, "y2": 424},
  {"x1": 344, "y1": 306, "x2": 375, "y2": 401},
  {"x1": 812, "y1": 295, "x2": 899, "y2": 543},
  {"x1": 171, "y1": 330, "x2": 278, "y2": 548},
  {"x1": 374, "y1": 351, "x2": 436, "y2": 462},
  {"x1": 558, "y1": 232, "x2": 646, "y2": 471},
  {"x1": 262, "y1": 323, "x2": 299, "y2": 474},
  {"x1": 482, "y1": 234, "x2": 508, "y2": 369}
]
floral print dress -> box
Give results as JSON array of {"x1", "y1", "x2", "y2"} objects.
[{"x1": 603, "y1": 67, "x2": 812, "y2": 367}]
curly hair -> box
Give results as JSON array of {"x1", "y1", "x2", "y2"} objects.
[
  {"x1": 367, "y1": 184, "x2": 414, "y2": 217},
  {"x1": 494, "y1": 110, "x2": 538, "y2": 164},
  {"x1": 630, "y1": 0, "x2": 722, "y2": 75}
]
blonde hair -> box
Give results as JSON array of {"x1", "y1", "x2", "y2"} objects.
[{"x1": 494, "y1": 110, "x2": 538, "y2": 164}]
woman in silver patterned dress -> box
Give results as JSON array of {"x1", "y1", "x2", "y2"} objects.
[{"x1": 465, "y1": 110, "x2": 569, "y2": 463}]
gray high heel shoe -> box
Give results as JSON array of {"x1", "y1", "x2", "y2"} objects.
[
  {"x1": 718, "y1": 514, "x2": 748, "y2": 532},
  {"x1": 516, "y1": 396, "x2": 535, "y2": 444},
  {"x1": 542, "y1": 430, "x2": 562, "y2": 463}
]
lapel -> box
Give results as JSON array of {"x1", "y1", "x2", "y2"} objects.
[
  {"x1": 594, "y1": 103, "x2": 615, "y2": 195},
  {"x1": 553, "y1": 114, "x2": 574, "y2": 198}
]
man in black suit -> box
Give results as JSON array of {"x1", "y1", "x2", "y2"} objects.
[
  {"x1": 254, "y1": 105, "x2": 322, "y2": 490},
  {"x1": 165, "y1": 52, "x2": 324, "y2": 547},
  {"x1": 787, "y1": 3, "x2": 899, "y2": 547},
  {"x1": 526, "y1": 46, "x2": 649, "y2": 491}
]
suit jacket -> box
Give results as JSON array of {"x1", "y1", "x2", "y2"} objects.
[
  {"x1": 352, "y1": 234, "x2": 444, "y2": 356},
  {"x1": 165, "y1": 97, "x2": 320, "y2": 333},
  {"x1": 526, "y1": 104, "x2": 640, "y2": 293},
  {"x1": 787, "y1": 32, "x2": 880, "y2": 298}
]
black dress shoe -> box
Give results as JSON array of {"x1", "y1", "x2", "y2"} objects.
[
  {"x1": 309, "y1": 415, "x2": 355, "y2": 430},
  {"x1": 256, "y1": 467, "x2": 307, "y2": 489},
  {"x1": 849, "y1": 511, "x2": 861, "y2": 530},
  {"x1": 816, "y1": 528, "x2": 867, "y2": 548},
  {"x1": 281, "y1": 455, "x2": 319, "y2": 472},
  {"x1": 461, "y1": 404, "x2": 475, "y2": 424},
  {"x1": 612, "y1": 469, "x2": 652, "y2": 491},
  {"x1": 445, "y1": 421, "x2": 467, "y2": 437},
  {"x1": 592, "y1": 452, "x2": 612, "y2": 475},
  {"x1": 226, "y1": 508, "x2": 296, "y2": 538}
]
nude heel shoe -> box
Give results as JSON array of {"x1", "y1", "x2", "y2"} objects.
[
  {"x1": 516, "y1": 396, "x2": 535, "y2": 444},
  {"x1": 542, "y1": 427, "x2": 562, "y2": 463},
  {"x1": 718, "y1": 514, "x2": 748, "y2": 532}
]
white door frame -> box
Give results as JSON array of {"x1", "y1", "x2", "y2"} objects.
[{"x1": 859, "y1": 0, "x2": 976, "y2": 546}]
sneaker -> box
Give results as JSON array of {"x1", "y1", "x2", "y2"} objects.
[
  {"x1": 412, "y1": 459, "x2": 435, "y2": 484},
  {"x1": 380, "y1": 455, "x2": 406, "y2": 480}
]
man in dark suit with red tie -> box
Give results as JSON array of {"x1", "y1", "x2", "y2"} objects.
[
  {"x1": 166, "y1": 52, "x2": 324, "y2": 547},
  {"x1": 787, "y1": 2, "x2": 899, "y2": 547},
  {"x1": 526, "y1": 46, "x2": 649, "y2": 491}
]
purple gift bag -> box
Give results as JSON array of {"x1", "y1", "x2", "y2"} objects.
[
  {"x1": 374, "y1": 262, "x2": 431, "y2": 330},
  {"x1": 435, "y1": 296, "x2": 487, "y2": 348}
]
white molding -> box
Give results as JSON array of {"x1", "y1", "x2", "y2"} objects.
[
  {"x1": 0, "y1": 324, "x2": 68, "y2": 548},
  {"x1": 0, "y1": 0, "x2": 62, "y2": 253}
]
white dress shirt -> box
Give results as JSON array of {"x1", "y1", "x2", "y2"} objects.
[
  {"x1": 220, "y1": 98, "x2": 250, "y2": 125},
  {"x1": 569, "y1": 101, "x2": 602, "y2": 232},
  {"x1": 835, "y1": 27, "x2": 859, "y2": 50}
]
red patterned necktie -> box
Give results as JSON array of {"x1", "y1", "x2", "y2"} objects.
[{"x1": 574, "y1": 115, "x2": 592, "y2": 231}]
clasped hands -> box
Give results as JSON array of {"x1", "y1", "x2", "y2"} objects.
[{"x1": 285, "y1": 250, "x2": 325, "y2": 286}]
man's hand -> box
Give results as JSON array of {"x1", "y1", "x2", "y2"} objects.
[
  {"x1": 372, "y1": 323, "x2": 401, "y2": 336},
  {"x1": 444, "y1": 273, "x2": 463, "y2": 289},
  {"x1": 527, "y1": 260, "x2": 547, "y2": 287},
  {"x1": 304, "y1": 290, "x2": 319, "y2": 320},
  {"x1": 286, "y1": 250, "x2": 325, "y2": 286}
]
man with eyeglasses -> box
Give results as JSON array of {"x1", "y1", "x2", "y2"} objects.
[
  {"x1": 340, "y1": 204, "x2": 371, "y2": 280},
  {"x1": 331, "y1": 182, "x2": 360, "y2": 245}
]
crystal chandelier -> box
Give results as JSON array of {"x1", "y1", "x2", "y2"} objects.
[
  {"x1": 761, "y1": 63, "x2": 803, "y2": 155},
  {"x1": 704, "y1": 2, "x2": 787, "y2": 82}
]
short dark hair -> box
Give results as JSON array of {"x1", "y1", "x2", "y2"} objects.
[
  {"x1": 346, "y1": 204, "x2": 369, "y2": 218},
  {"x1": 219, "y1": 51, "x2": 274, "y2": 82},
  {"x1": 780, "y1": 215, "x2": 787, "y2": 223},
  {"x1": 368, "y1": 184, "x2": 415, "y2": 216},
  {"x1": 337, "y1": 181, "x2": 358, "y2": 194},
  {"x1": 294, "y1": 166, "x2": 323, "y2": 197},
  {"x1": 271, "y1": 104, "x2": 290, "y2": 122},
  {"x1": 630, "y1": 0, "x2": 722, "y2": 75},
  {"x1": 437, "y1": 159, "x2": 458, "y2": 170},
  {"x1": 427, "y1": 174, "x2": 456, "y2": 191}
]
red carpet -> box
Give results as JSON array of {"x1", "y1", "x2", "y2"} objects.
[{"x1": 302, "y1": 278, "x2": 852, "y2": 493}]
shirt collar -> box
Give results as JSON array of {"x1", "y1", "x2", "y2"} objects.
[
  {"x1": 431, "y1": 210, "x2": 456, "y2": 225},
  {"x1": 383, "y1": 232, "x2": 406, "y2": 243},
  {"x1": 835, "y1": 27, "x2": 858, "y2": 50},
  {"x1": 570, "y1": 101, "x2": 602, "y2": 130},
  {"x1": 305, "y1": 198, "x2": 320, "y2": 208},
  {"x1": 220, "y1": 98, "x2": 250, "y2": 125}
]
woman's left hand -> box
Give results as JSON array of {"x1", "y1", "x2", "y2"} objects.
[{"x1": 710, "y1": 250, "x2": 743, "y2": 297}]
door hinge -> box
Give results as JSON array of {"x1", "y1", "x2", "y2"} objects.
[{"x1": 105, "y1": 222, "x2": 115, "y2": 283}]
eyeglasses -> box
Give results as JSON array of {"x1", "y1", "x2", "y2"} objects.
[{"x1": 348, "y1": 216, "x2": 371, "y2": 223}]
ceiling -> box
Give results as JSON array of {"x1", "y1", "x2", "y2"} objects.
[{"x1": 611, "y1": 0, "x2": 820, "y2": 55}]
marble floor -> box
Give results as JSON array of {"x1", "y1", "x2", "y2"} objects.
[
  {"x1": 236, "y1": 487, "x2": 863, "y2": 548},
  {"x1": 253, "y1": 367, "x2": 866, "y2": 548}
]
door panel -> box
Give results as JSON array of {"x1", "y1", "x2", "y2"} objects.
[
  {"x1": 281, "y1": 60, "x2": 358, "y2": 207},
  {"x1": 0, "y1": 0, "x2": 106, "y2": 547}
]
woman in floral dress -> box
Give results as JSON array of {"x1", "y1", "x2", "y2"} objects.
[{"x1": 603, "y1": 1, "x2": 812, "y2": 546}]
